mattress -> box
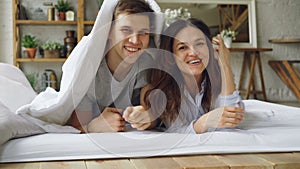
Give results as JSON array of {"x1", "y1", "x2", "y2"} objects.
[{"x1": 1, "y1": 100, "x2": 300, "y2": 163}]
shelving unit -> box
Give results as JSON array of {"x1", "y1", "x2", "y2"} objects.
[
  {"x1": 12, "y1": 0, "x2": 95, "y2": 65},
  {"x1": 12, "y1": 0, "x2": 96, "y2": 91},
  {"x1": 269, "y1": 39, "x2": 300, "y2": 43}
]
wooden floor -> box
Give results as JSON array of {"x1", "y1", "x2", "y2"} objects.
[{"x1": 1, "y1": 152, "x2": 300, "y2": 168}]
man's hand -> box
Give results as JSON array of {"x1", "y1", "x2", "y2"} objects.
[{"x1": 87, "y1": 107, "x2": 125, "y2": 133}]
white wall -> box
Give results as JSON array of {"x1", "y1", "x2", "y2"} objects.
[
  {"x1": 0, "y1": 0, "x2": 13, "y2": 64},
  {"x1": 256, "y1": 0, "x2": 300, "y2": 101},
  {"x1": 0, "y1": 0, "x2": 299, "y2": 101}
]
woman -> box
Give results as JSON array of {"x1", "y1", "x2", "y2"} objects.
[{"x1": 123, "y1": 18, "x2": 244, "y2": 134}]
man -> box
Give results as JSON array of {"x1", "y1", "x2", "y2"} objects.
[{"x1": 67, "y1": 0, "x2": 160, "y2": 133}]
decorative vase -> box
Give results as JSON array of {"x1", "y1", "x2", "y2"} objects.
[
  {"x1": 223, "y1": 37, "x2": 232, "y2": 48},
  {"x1": 25, "y1": 48, "x2": 37, "y2": 58},
  {"x1": 64, "y1": 30, "x2": 77, "y2": 57}
]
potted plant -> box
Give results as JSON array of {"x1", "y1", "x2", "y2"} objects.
[
  {"x1": 220, "y1": 28, "x2": 238, "y2": 48},
  {"x1": 55, "y1": 0, "x2": 73, "y2": 20},
  {"x1": 22, "y1": 35, "x2": 39, "y2": 58},
  {"x1": 41, "y1": 41, "x2": 63, "y2": 58},
  {"x1": 164, "y1": 7, "x2": 191, "y2": 27}
]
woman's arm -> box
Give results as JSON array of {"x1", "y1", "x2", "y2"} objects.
[
  {"x1": 212, "y1": 34, "x2": 236, "y2": 96},
  {"x1": 193, "y1": 106, "x2": 244, "y2": 134}
]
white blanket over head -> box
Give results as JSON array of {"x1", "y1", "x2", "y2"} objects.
[{"x1": 15, "y1": 0, "x2": 164, "y2": 128}]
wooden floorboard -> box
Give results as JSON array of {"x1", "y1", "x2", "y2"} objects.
[
  {"x1": 257, "y1": 153, "x2": 300, "y2": 169},
  {"x1": 40, "y1": 161, "x2": 86, "y2": 169},
  {"x1": 0, "y1": 162, "x2": 40, "y2": 169},
  {"x1": 130, "y1": 156, "x2": 182, "y2": 169},
  {"x1": 85, "y1": 159, "x2": 135, "y2": 169},
  {"x1": 2, "y1": 153, "x2": 300, "y2": 169},
  {"x1": 215, "y1": 154, "x2": 274, "y2": 169},
  {"x1": 173, "y1": 155, "x2": 229, "y2": 169}
]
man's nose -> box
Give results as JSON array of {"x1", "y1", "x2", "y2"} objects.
[{"x1": 128, "y1": 34, "x2": 139, "y2": 44}]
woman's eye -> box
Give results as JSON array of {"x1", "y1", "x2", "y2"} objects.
[
  {"x1": 196, "y1": 42, "x2": 205, "y2": 46},
  {"x1": 178, "y1": 46, "x2": 186, "y2": 50}
]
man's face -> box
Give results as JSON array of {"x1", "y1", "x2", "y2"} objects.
[{"x1": 108, "y1": 13, "x2": 150, "y2": 64}]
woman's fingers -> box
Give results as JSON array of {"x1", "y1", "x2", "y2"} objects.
[{"x1": 209, "y1": 106, "x2": 244, "y2": 128}]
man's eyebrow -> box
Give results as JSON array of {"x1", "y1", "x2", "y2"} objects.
[
  {"x1": 140, "y1": 28, "x2": 150, "y2": 32},
  {"x1": 120, "y1": 26, "x2": 130, "y2": 29}
]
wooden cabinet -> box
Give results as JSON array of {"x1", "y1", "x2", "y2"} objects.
[{"x1": 12, "y1": 0, "x2": 96, "y2": 91}]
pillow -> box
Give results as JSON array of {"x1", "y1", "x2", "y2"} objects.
[
  {"x1": 0, "y1": 102, "x2": 45, "y2": 145},
  {"x1": 0, "y1": 63, "x2": 36, "y2": 113}
]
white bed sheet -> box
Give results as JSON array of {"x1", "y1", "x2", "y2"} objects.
[{"x1": 1, "y1": 100, "x2": 300, "y2": 163}]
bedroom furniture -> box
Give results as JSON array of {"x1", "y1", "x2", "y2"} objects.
[
  {"x1": 12, "y1": 0, "x2": 89, "y2": 66},
  {"x1": 268, "y1": 60, "x2": 300, "y2": 101},
  {"x1": 269, "y1": 38, "x2": 300, "y2": 43},
  {"x1": 12, "y1": 0, "x2": 95, "y2": 91},
  {"x1": 1, "y1": 100, "x2": 300, "y2": 167},
  {"x1": 230, "y1": 48, "x2": 273, "y2": 100},
  {"x1": 1, "y1": 153, "x2": 300, "y2": 168}
]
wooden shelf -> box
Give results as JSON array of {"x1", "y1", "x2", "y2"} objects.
[
  {"x1": 16, "y1": 20, "x2": 77, "y2": 25},
  {"x1": 16, "y1": 58, "x2": 67, "y2": 62},
  {"x1": 84, "y1": 20, "x2": 95, "y2": 25},
  {"x1": 269, "y1": 39, "x2": 300, "y2": 43}
]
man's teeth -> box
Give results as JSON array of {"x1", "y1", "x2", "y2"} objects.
[
  {"x1": 188, "y1": 60, "x2": 200, "y2": 64},
  {"x1": 126, "y1": 47, "x2": 138, "y2": 52}
]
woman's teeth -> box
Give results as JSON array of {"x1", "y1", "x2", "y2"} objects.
[{"x1": 188, "y1": 59, "x2": 201, "y2": 64}]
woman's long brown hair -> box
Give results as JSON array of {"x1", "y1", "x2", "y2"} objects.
[{"x1": 144, "y1": 18, "x2": 222, "y2": 124}]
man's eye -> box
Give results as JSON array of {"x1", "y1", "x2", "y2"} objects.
[
  {"x1": 121, "y1": 28, "x2": 131, "y2": 34},
  {"x1": 138, "y1": 31, "x2": 149, "y2": 36}
]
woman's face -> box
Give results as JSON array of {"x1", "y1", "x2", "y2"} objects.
[{"x1": 173, "y1": 26, "x2": 209, "y2": 81}]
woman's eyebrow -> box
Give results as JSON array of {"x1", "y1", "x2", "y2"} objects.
[{"x1": 175, "y1": 42, "x2": 186, "y2": 48}]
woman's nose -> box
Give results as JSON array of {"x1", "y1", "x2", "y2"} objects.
[{"x1": 187, "y1": 47, "x2": 199, "y2": 56}]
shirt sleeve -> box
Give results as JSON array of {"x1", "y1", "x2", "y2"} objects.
[
  {"x1": 75, "y1": 94, "x2": 93, "y2": 112},
  {"x1": 214, "y1": 90, "x2": 242, "y2": 108}
]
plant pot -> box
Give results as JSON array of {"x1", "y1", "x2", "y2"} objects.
[
  {"x1": 25, "y1": 48, "x2": 37, "y2": 58},
  {"x1": 223, "y1": 37, "x2": 232, "y2": 48},
  {"x1": 58, "y1": 12, "x2": 66, "y2": 21},
  {"x1": 44, "y1": 50, "x2": 60, "y2": 58}
]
